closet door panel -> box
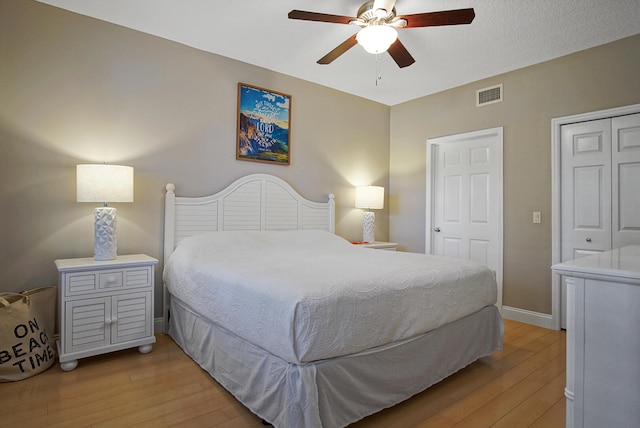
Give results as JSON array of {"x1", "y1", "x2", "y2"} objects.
[
  {"x1": 612, "y1": 113, "x2": 640, "y2": 248},
  {"x1": 561, "y1": 119, "x2": 612, "y2": 262}
]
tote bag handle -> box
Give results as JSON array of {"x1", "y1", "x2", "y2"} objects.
[{"x1": 0, "y1": 293, "x2": 29, "y2": 308}]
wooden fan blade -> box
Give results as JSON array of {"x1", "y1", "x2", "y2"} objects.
[
  {"x1": 317, "y1": 34, "x2": 358, "y2": 65},
  {"x1": 402, "y1": 8, "x2": 475, "y2": 28},
  {"x1": 387, "y1": 39, "x2": 415, "y2": 68},
  {"x1": 288, "y1": 10, "x2": 355, "y2": 25}
]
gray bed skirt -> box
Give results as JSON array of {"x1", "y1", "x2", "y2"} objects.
[{"x1": 169, "y1": 297, "x2": 503, "y2": 428}]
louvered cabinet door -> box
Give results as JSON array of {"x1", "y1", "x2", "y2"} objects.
[
  {"x1": 64, "y1": 296, "x2": 111, "y2": 354},
  {"x1": 111, "y1": 291, "x2": 153, "y2": 344}
]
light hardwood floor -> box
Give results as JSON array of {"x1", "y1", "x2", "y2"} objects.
[{"x1": 1, "y1": 319, "x2": 565, "y2": 427}]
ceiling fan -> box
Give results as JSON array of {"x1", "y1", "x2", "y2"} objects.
[{"x1": 288, "y1": 0, "x2": 475, "y2": 68}]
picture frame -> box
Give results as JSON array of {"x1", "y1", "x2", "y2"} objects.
[{"x1": 236, "y1": 83, "x2": 292, "y2": 165}]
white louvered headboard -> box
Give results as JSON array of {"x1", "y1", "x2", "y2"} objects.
[
  {"x1": 163, "y1": 174, "x2": 335, "y2": 265},
  {"x1": 162, "y1": 174, "x2": 335, "y2": 331}
]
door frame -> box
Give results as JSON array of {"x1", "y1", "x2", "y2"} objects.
[
  {"x1": 551, "y1": 103, "x2": 640, "y2": 330},
  {"x1": 426, "y1": 127, "x2": 504, "y2": 309}
]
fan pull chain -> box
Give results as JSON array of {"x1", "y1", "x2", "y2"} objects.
[{"x1": 375, "y1": 53, "x2": 382, "y2": 86}]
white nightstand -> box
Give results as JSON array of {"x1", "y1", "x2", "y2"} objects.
[
  {"x1": 55, "y1": 254, "x2": 158, "y2": 371},
  {"x1": 355, "y1": 242, "x2": 398, "y2": 251}
]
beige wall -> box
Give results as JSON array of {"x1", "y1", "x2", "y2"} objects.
[
  {"x1": 3, "y1": 1, "x2": 639, "y2": 320},
  {"x1": 389, "y1": 34, "x2": 640, "y2": 314},
  {"x1": 0, "y1": 1, "x2": 390, "y2": 316}
]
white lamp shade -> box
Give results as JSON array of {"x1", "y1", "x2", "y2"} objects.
[
  {"x1": 355, "y1": 185, "x2": 384, "y2": 210},
  {"x1": 356, "y1": 25, "x2": 398, "y2": 54},
  {"x1": 77, "y1": 164, "x2": 134, "y2": 203}
]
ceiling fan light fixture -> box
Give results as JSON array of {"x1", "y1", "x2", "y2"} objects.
[{"x1": 356, "y1": 25, "x2": 398, "y2": 54}]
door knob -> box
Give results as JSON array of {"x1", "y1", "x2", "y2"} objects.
[
  {"x1": 586, "y1": 238, "x2": 592, "y2": 242},
  {"x1": 434, "y1": 227, "x2": 441, "y2": 232}
]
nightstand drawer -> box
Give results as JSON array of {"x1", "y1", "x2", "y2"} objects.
[
  {"x1": 66, "y1": 267, "x2": 152, "y2": 296},
  {"x1": 124, "y1": 268, "x2": 152, "y2": 288},
  {"x1": 99, "y1": 271, "x2": 123, "y2": 289},
  {"x1": 67, "y1": 273, "x2": 99, "y2": 295}
]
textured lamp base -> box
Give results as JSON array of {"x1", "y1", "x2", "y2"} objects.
[
  {"x1": 94, "y1": 207, "x2": 117, "y2": 261},
  {"x1": 362, "y1": 211, "x2": 376, "y2": 244}
]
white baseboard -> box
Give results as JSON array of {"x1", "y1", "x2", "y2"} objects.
[
  {"x1": 154, "y1": 317, "x2": 166, "y2": 334},
  {"x1": 502, "y1": 306, "x2": 556, "y2": 330}
]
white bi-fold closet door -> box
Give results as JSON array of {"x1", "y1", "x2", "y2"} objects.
[
  {"x1": 561, "y1": 112, "x2": 640, "y2": 261},
  {"x1": 559, "y1": 112, "x2": 640, "y2": 328}
]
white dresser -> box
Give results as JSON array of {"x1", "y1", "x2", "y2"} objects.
[
  {"x1": 55, "y1": 254, "x2": 158, "y2": 371},
  {"x1": 551, "y1": 245, "x2": 640, "y2": 428}
]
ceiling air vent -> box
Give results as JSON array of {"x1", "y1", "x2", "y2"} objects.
[{"x1": 476, "y1": 84, "x2": 503, "y2": 107}]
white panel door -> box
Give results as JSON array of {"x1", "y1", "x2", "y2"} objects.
[
  {"x1": 427, "y1": 128, "x2": 503, "y2": 309},
  {"x1": 559, "y1": 112, "x2": 640, "y2": 328},
  {"x1": 561, "y1": 118, "x2": 612, "y2": 262},
  {"x1": 612, "y1": 113, "x2": 640, "y2": 248}
]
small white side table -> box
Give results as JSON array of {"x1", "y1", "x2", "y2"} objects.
[
  {"x1": 354, "y1": 241, "x2": 398, "y2": 251},
  {"x1": 55, "y1": 254, "x2": 158, "y2": 371}
]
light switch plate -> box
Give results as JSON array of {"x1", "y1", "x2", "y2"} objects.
[{"x1": 533, "y1": 211, "x2": 541, "y2": 224}]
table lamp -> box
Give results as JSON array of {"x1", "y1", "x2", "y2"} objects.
[
  {"x1": 355, "y1": 185, "x2": 384, "y2": 244},
  {"x1": 77, "y1": 164, "x2": 134, "y2": 261}
]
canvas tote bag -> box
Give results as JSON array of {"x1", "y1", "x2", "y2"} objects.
[{"x1": 0, "y1": 287, "x2": 57, "y2": 382}]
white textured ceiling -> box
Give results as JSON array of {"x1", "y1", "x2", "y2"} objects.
[{"x1": 37, "y1": 0, "x2": 640, "y2": 106}]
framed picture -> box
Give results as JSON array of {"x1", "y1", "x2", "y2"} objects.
[{"x1": 236, "y1": 83, "x2": 292, "y2": 165}]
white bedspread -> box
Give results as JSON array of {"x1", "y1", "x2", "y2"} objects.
[{"x1": 164, "y1": 230, "x2": 497, "y2": 364}]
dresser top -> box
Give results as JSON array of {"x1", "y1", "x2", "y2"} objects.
[{"x1": 551, "y1": 245, "x2": 640, "y2": 281}]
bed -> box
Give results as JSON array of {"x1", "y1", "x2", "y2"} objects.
[{"x1": 162, "y1": 173, "x2": 503, "y2": 428}]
